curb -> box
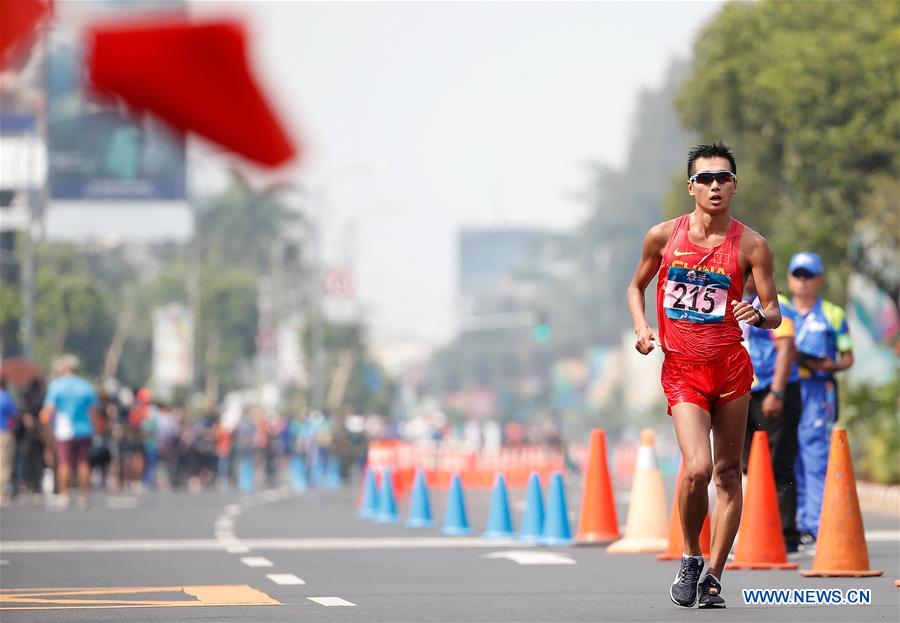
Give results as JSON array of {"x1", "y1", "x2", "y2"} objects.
[{"x1": 857, "y1": 481, "x2": 900, "y2": 517}]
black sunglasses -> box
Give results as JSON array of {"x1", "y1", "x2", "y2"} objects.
[
  {"x1": 689, "y1": 170, "x2": 737, "y2": 185},
  {"x1": 791, "y1": 270, "x2": 817, "y2": 280}
]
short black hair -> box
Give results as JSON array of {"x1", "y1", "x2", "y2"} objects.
[{"x1": 687, "y1": 141, "x2": 736, "y2": 178}]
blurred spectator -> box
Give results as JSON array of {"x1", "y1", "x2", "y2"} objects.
[
  {"x1": 122, "y1": 388, "x2": 151, "y2": 492},
  {"x1": 14, "y1": 379, "x2": 47, "y2": 496},
  {"x1": 787, "y1": 252, "x2": 854, "y2": 547},
  {"x1": 214, "y1": 416, "x2": 233, "y2": 487},
  {"x1": 41, "y1": 354, "x2": 97, "y2": 509},
  {"x1": 0, "y1": 377, "x2": 19, "y2": 502},
  {"x1": 91, "y1": 389, "x2": 114, "y2": 488}
]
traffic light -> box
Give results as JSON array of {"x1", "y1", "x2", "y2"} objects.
[{"x1": 532, "y1": 312, "x2": 551, "y2": 343}]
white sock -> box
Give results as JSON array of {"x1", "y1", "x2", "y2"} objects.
[{"x1": 682, "y1": 553, "x2": 704, "y2": 565}]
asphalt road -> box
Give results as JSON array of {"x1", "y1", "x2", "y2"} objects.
[{"x1": 1, "y1": 481, "x2": 898, "y2": 622}]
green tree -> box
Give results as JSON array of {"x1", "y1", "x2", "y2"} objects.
[
  {"x1": 196, "y1": 266, "x2": 259, "y2": 401},
  {"x1": 3, "y1": 244, "x2": 117, "y2": 378},
  {"x1": 196, "y1": 175, "x2": 305, "y2": 275},
  {"x1": 671, "y1": 0, "x2": 900, "y2": 300}
]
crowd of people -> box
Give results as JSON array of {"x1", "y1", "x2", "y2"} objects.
[{"x1": 0, "y1": 355, "x2": 373, "y2": 509}]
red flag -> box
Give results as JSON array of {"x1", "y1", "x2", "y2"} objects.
[
  {"x1": 88, "y1": 18, "x2": 297, "y2": 168},
  {"x1": 1, "y1": 0, "x2": 50, "y2": 69}
]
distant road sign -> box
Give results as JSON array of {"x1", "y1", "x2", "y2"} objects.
[{"x1": 324, "y1": 267, "x2": 355, "y2": 298}]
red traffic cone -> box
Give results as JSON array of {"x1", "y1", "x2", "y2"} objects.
[
  {"x1": 727, "y1": 431, "x2": 797, "y2": 570},
  {"x1": 801, "y1": 428, "x2": 882, "y2": 577},
  {"x1": 576, "y1": 429, "x2": 619, "y2": 544}
]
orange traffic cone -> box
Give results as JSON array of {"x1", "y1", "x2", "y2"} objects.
[
  {"x1": 658, "y1": 461, "x2": 711, "y2": 560},
  {"x1": 801, "y1": 428, "x2": 883, "y2": 577},
  {"x1": 727, "y1": 431, "x2": 797, "y2": 569},
  {"x1": 607, "y1": 429, "x2": 668, "y2": 554},
  {"x1": 576, "y1": 429, "x2": 620, "y2": 544}
]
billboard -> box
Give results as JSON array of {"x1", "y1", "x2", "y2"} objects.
[
  {"x1": 47, "y1": 1, "x2": 186, "y2": 202},
  {"x1": 152, "y1": 303, "x2": 193, "y2": 396}
]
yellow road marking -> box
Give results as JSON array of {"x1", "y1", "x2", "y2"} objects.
[{"x1": 0, "y1": 585, "x2": 280, "y2": 611}]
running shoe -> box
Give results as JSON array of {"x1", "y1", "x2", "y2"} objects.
[
  {"x1": 669, "y1": 556, "x2": 703, "y2": 607},
  {"x1": 698, "y1": 574, "x2": 725, "y2": 608}
]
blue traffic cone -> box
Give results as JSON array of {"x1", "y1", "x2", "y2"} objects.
[
  {"x1": 519, "y1": 472, "x2": 545, "y2": 542},
  {"x1": 442, "y1": 473, "x2": 471, "y2": 536},
  {"x1": 290, "y1": 455, "x2": 308, "y2": 492},
  {"x1": 376, "y1": 468, "x2": 400, "y2": 523},
  {"x1": 484, "y1": 473, "x2": 515, "y2": 538},
  {"x1": 238, "y1": 455, "x2": 254, "y2": 493},
  {"x1": 406, "y1": 469, "x2": 434, "y2": 528},
  {"x1": 541, "y1": 471, "x2": 572, "y2": 546},
  {"x1": 358, "y1": 467, "x2": 379, "y2": 519},
  {"x1": 324, "y1": 455, "x2": 341, "y2": 490}
]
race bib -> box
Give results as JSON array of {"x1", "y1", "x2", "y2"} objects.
[
  {"x1": 55, "y1": 412, "x2": 74, "y2": 441},
  {"x1": 663, "y1": 266, "x2": 730, "y2": 323}
]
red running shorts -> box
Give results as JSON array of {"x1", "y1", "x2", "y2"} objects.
[{"x1": 661, "y1": 346, "x2": 753, "y2": 415}]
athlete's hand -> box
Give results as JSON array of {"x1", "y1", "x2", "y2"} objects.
[
  {"x1": 731, "y1": 299, "x2": 760, "y2": 325},
  {"x1": 634, "y1": 325, "x2": 659, "y2": 355}
]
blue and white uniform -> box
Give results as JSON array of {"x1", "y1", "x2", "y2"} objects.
[{"x1": 793, "y1": 297, "x2": 851, "y2": 538}]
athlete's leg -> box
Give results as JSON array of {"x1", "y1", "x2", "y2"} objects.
[
  {"x1": 671, "y1": 403, "x2": 713, "y2": 556},
  {"x1": 706, "y1": 393, "x2": 749, "y2": 581}
]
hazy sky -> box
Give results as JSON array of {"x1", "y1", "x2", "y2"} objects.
[{"x1": 205, "y1": 1, "x2": 726, "y2": 353}]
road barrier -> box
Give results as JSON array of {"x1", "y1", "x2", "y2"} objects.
[{"x1": 366, "y1": 440, "x2": 565, "y2": 498}]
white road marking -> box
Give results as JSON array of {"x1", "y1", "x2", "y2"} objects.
[
  {"x1": 225, "y1": 544, "x2": 251, "y2": 554},
  {"x1": 215, "y1": 518, "x2": 233, "y2": 529},
  {"x1": 224, "y1": 504, "x2": 241, "y2": 515},
  {"x1": 0, "y1": 560, "x2": 9, "y2": 565},
  {"x1": 865, "y1": 530, "x2": 900, "y2": 542},
  {"x1": 0, "y1": 536, "x2": 526, "y2": 553},
  {"x1": 267, "y1": 573, "x2": 305, "y2": 585},
  {"x1": 483, "y1": 550, "x2": 576, "y2": 565},
  {"x1": 308, "y1": 597, "x2": 356, "y2": 607},
  {"x1": 240, "y1": 556, "x2": 274, "y2": 568}
]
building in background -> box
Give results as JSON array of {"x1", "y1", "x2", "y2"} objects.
[{"x1": 457, "y1": 227, "x2": 558, "y2": 322}]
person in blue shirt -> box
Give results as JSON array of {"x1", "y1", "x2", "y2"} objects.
[
  {"x1": 0, "y1": 377, "x2": 19, "y2": 502},
  {"x1": 741, "y1": 276, "x2": 802, "y2": 552},
  {"x1": 42, "y1": 354, "x2": 98, "y2": 509},
  {"x1": 787, "y1": 252, "x2": 853, "y2": 547}
]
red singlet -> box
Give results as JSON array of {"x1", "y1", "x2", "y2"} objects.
[
  {"x1": 656, "y1": 214, "x2": 746, "y2": 362},
  {"x1": 656, "y1": 215, "x2": 752, "y2": 414}
]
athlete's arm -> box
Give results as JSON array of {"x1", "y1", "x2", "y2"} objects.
[
  {"x1": 627, "y1": 222, "x2": 669, "y2": 354},
  {"x1": 733, "y1": 231, "x2": 782, "y2": 329}
]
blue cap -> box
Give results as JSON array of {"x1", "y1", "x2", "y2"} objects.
[{"x1": 788, "y1": 251, "x2": 824, "y2": 276}]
